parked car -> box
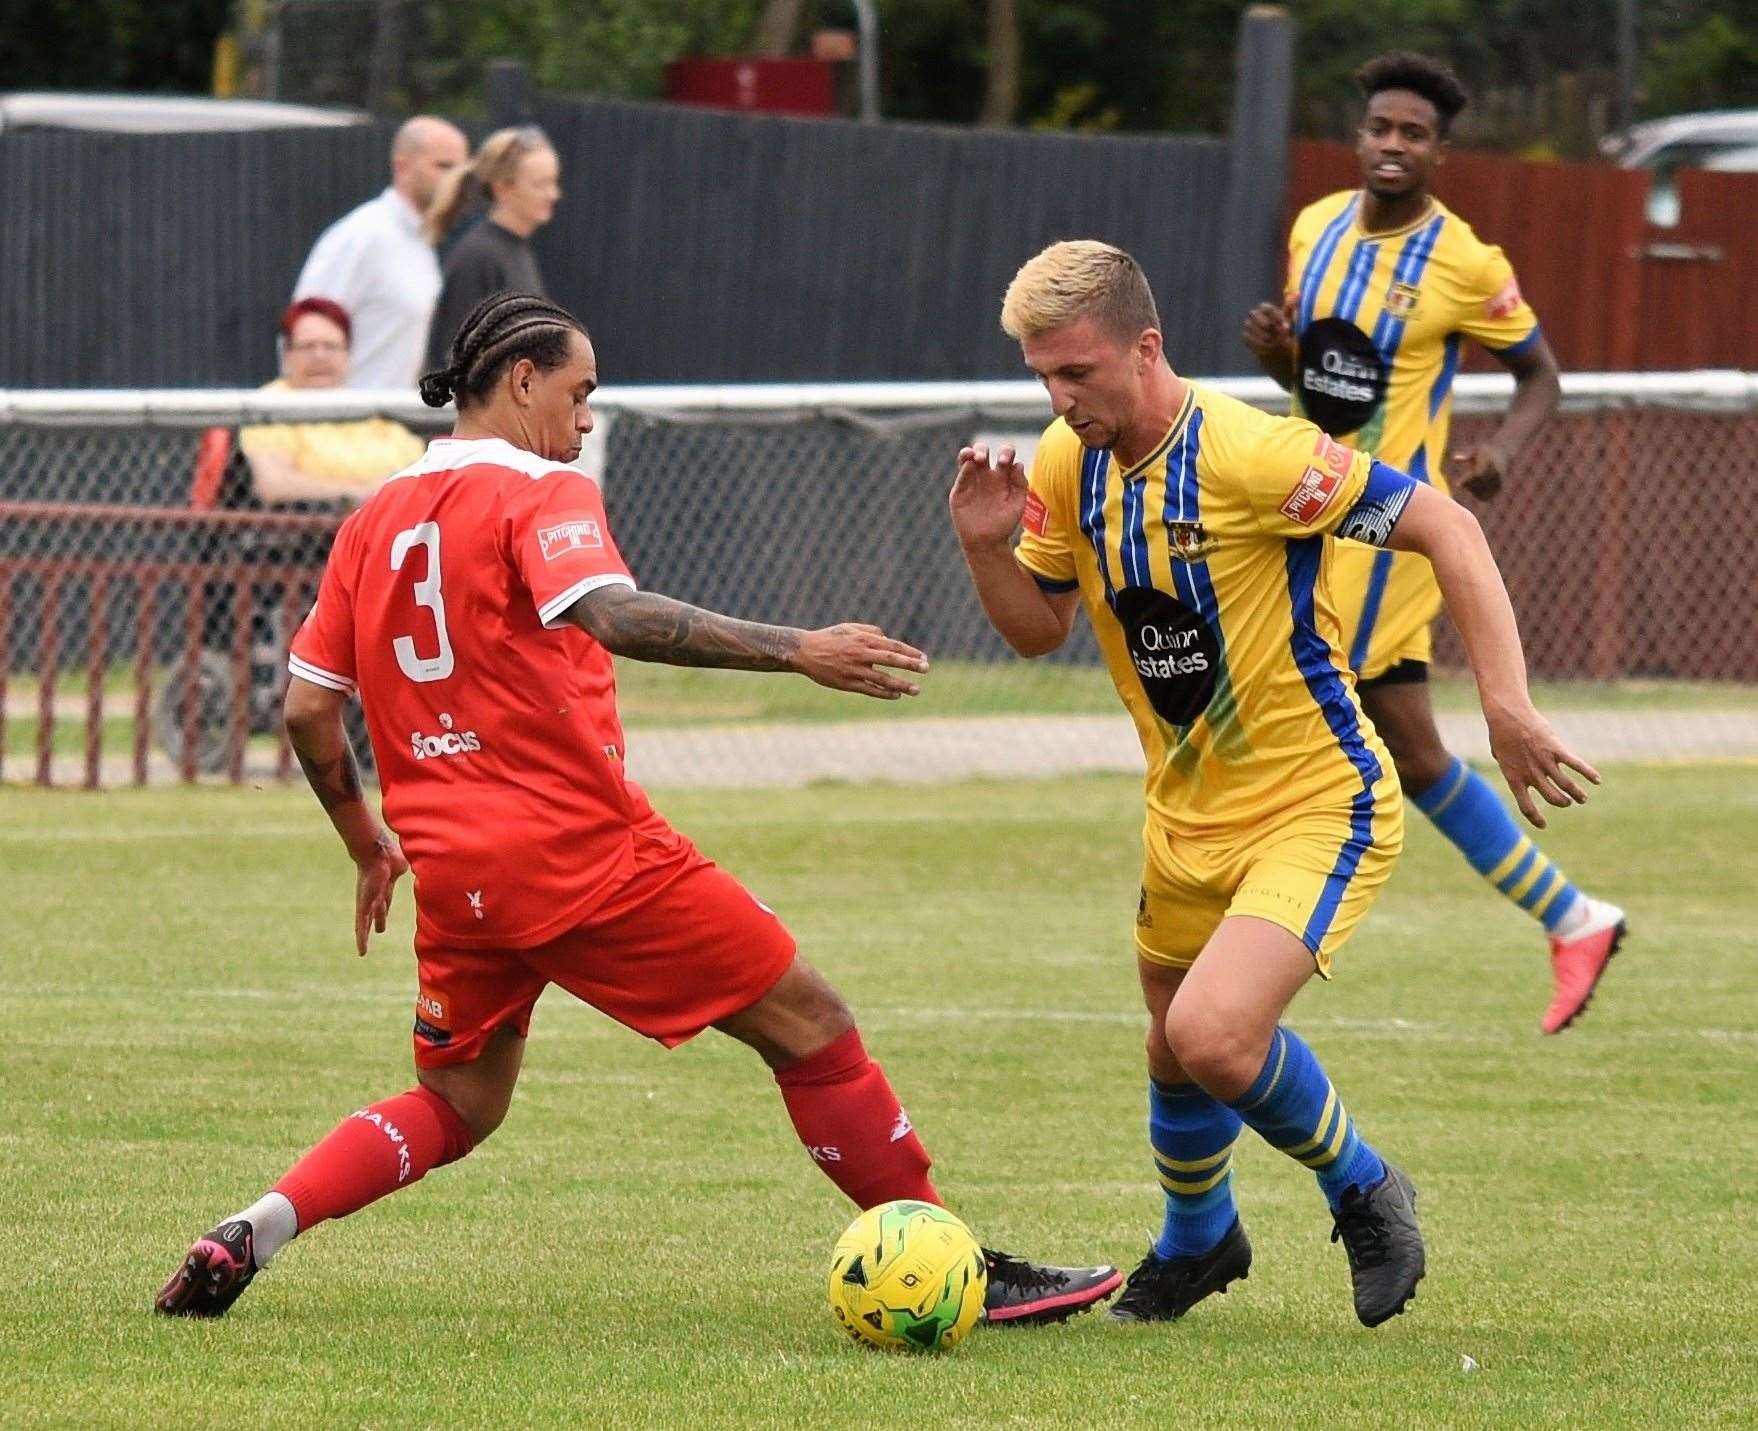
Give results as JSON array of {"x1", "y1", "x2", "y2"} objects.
[{"x1": 1602, "y1": 108, "x2": 1758, "y2": 225}]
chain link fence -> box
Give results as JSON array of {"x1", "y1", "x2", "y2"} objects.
[{"x1": 3, "y1": 376, "x2": 1756, "y2": 788}]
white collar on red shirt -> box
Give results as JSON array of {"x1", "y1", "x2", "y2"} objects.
[{"x1": 385, "y1": 435, "x2": 579, "y2": 484}]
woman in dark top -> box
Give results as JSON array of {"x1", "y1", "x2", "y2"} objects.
[{"x1": 423, "y1": 127, "x2": 561, "y2": 367}]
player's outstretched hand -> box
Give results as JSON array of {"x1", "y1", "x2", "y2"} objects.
[
  {"x1": 1486, "y1": 704, "x2": 1600, "y2": 828},
  {"x1": 1451, "y1": 442, "x2": 1509, "y2": 501},
  {"x1": 353, "y1": 833, "x2": 409, "y2": 956},
  {"x1": 1242, "y1": 300, "x2": 1293, "y2": 358},
  {"x1": 949, "y1": 443, "x2": 1029, "y2": 550},
  {"x1": 795, "y1": 623, "x2": 929, "y2": 700}
]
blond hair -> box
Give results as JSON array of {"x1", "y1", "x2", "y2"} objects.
[
  {"x1": 424, "y1": 126, "x2": 555, "y2": 244},
  {"x1": 1000, "y1": 240, "x2": 1160, "y2": 344}
]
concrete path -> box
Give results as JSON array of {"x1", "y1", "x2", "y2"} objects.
[{"x1": 10, "y1": 708, "x2": 1756, "y2": 789}]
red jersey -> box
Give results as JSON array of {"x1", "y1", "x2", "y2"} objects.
[{"x1": 289, "y1": 435, "x2": 649, "y2": 949}]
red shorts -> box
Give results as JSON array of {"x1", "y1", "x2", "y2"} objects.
[{"x1": 410, "y1": 820, "x2": 796, "y2": 1069}]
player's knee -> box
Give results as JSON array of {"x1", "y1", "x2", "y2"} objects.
[
  {"x1": 1365, "y1": 703, "x2": 1451, "y2": 792},
  {"x1": 430, "y1": 1081, "x2": 510, "y2": 1145},
  {"x1": 1389, "y1": 741, "x2": 1453, "y2": 795},
  {"x1": 720, "y1": 958, "x2": 856, "y2": 1068},
  {"x1": 417, "y1": 1067, "x2": 515, "y2": 1146},
  {"x1": 462, "y1": 1092, "x2": 513, "y2": 1145},
  {"x1": 1163, "y1": 1004, "x2": 1263, "y2": 1101},
  {"x1": 775, "y1": 959, "x2": 855, "y2": 1039},
  {"x1": 1143, "y1": 1020, "x2": 1187, "y2": 1084},
  {"x1": 795, "y1": 983, "x2": 856, "y2": 1053}
]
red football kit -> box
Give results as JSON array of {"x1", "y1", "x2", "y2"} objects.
[{"x1": 288, "y1": 436, "x2": 795, "y2": 1066}]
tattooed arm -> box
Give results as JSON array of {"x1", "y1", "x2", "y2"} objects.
[
  {"x1": 565, "y1": 585, "x2": 930, "y2": 699},
  {"x1": 285, "y1": 675, "x2": 407, "y2": 955}
]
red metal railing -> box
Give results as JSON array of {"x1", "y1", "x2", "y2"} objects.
[{"x1": 0, "y1": 501, "x2": 340, "y2": 788}]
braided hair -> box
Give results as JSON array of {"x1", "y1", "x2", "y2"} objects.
[{"x1": 418, "y1": 291, "x2": 587, "y2": 409}]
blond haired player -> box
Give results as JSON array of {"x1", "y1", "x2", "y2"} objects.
[
  {"x1": 951, "y1": 240, "x2": 1598, "y2": 1326},
  {"x1": 1244, "y1": 51, "x2": 1626, "y2": 1034}
]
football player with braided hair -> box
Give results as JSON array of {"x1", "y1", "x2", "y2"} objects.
[{"x1": 157, "y1": 290, "x2": 1121, "y2": 1326}]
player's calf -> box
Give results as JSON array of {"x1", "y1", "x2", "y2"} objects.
[
  {"x1": 154, "y1": 1085, "x2": 476, "y2": 1316},
  {"x1": 773, "y1": 1026, "x2": 940, "y2": 1207}
]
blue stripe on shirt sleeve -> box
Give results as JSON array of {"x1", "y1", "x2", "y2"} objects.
[
  {"x1": 1029, "y1": 571, "x2": 1080, "y2": 593},
  {"x1": 1487, "y1": 324, "x2": 1542, "y2": 360}
]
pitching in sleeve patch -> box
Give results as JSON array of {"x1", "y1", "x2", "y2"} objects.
[
  {"x1": 1485, "y1": 276, "x2": 1524, "y2": 319},
  {"x1": 538, "y1": 516, "x2": 606, "y2": 561},
  {"x1": 1022, "y1": 490, "x2": 1050, "y2": 537},
  {"x1": 1278, "y1": 431, "x2": 1358, "y2": 526}
]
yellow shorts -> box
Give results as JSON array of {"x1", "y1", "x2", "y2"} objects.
[
  {"x1": 1135, "y1": 789, "x2": 1403, "y2": 977},
  {"x1": 1331, "y1": 541, "x2": 1441, "y2": 682}
]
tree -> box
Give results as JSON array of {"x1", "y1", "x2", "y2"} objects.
[
  {"x1": 751, "y1": 0, "x2": 807, "y2": 57},
  {"x1": 1644, "y1": 8, "x2": 1758, "y2": 116},
  {"x1": 979, "y1": 0, "x2": 1023, "y2": 127},
  {"x1": 420, "y1": 0, "x2": 771, "y2": 110},
  {"x1": 0, "y1": 0, "x2": 230, "y2": 93}
]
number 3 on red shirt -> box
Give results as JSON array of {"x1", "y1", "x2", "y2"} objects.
[{"x1": 390, "y1": 522, "x2": 456, "y2": 683}]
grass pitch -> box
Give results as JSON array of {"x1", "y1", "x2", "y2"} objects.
[{"x1": 2, "y1": 766, "x2": 1754, "y2": 1427}]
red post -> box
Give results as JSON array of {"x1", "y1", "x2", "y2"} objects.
[
  {"x1": 133, "y1": 577, "x2": 156, "y2": 788},
  {"x1": 1589, "y1": 413, "x2": 1630, "y2": 680},
  {"x1": 179, "y1": 578, "x2": 203, "y2": 783},
  {"x1": 131, "y1": 576, "x2": 158, "y2": 791},
  {"x1": 227, "y1": 563, "x2": 252, "y2": 784},
  {"x1": 0, "y1": 568, "x2": 10, "y2": 780},
  {"x1": 85, "y1": 573, "x2": 109, "y2": 789},
  {"x1": 275, "y1": 583, "x2": 300, "y2": 782},
  {"x1": 36, "y1": 576, "x2": 59, "y2": 787}
]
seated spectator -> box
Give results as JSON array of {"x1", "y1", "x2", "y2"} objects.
[
  {"x1": 240, "y1": 298, "x2": 426, "y2": 508},
  {"x1": 423, "y1": 128, "x2": 561, "y2": 371}
]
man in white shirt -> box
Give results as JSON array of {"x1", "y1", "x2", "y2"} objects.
[{"x1": 293, "y1": 116, "x2": 469, "y2": 391}]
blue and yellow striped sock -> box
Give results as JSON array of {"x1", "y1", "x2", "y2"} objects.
[
  {"x1": 1225, "y1": 1027, "x2": 1385, "y2": 1211},
  {"x1": 1412, "y1": 756, "x2": 1582, "y2": 933},
  {"x1": 1149, "y1": 1079, "x2": 1242, "y2": 1259}
]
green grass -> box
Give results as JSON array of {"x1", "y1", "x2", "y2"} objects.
[
  {"x1": 612, "y1": 657, "x2": 1123, "y2": 724},
  {"x1": 5, "y1": 716, "x2": 140, "y2": 758},
  {"x1": 612, "y1": 663, "x2": 1758, "y2": 725},
  {"x1": 2, "y1": 768, "x2": 1754, "y2": 1426}
]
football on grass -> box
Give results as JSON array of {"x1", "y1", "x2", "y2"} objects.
[{"x1": 828, "y1": 1199, "x2": 987, "y2": 1352}]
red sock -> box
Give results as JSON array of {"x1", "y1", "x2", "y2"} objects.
[
  {"x1": 273, "y1": 1086, "x2": 475, "y2": 1232},
  {"x1": 775, "y1": 1028, "x2": 940, "y2": 1209}
]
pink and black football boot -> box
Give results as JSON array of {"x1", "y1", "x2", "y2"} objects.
[
  {"x1": 154, "y1": 1219, "x2": 257, "y2": 1317},
  {"x1": 980, "y1": 1248, "x2": 1122, "y2": 1326}
]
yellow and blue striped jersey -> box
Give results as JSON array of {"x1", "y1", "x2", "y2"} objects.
[
  {"x1": 1285, "y1": 191, "x2": 1539, "y2": 480},
  {"x1": 1015, "y1": 384, "x2": 1416, "y2": 840}
]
